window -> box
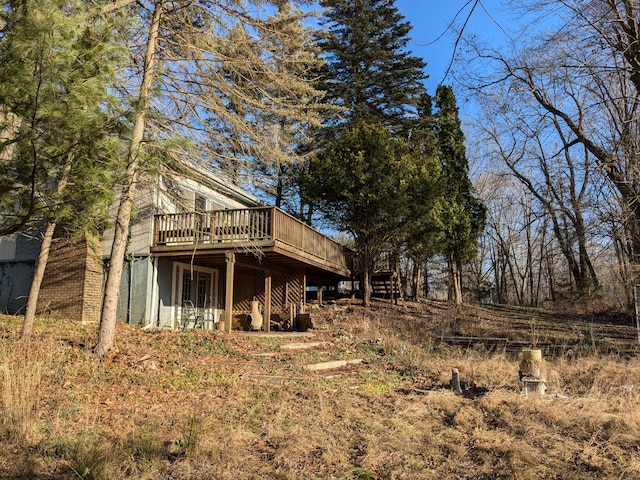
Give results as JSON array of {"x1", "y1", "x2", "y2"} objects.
[
  {"x1": 174, "y1": 263, "x2": 219, "y2": 329},
  {"x1": 0, "y1": 235, "x2": 17, "y2": 261},
  {"x1": 195, "y1": 194, "x2": 207, "y2": 212}
]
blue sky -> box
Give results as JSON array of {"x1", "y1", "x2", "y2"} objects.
[{"x1": 394, "y1": 1, "x2": 514, "y2": 93}]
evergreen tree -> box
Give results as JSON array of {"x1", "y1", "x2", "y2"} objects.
[
  {"x1": 0, "y1": 0, "x2": 127, "y2": 236},
  {"x1": 400, "y1": 93, "x2": 444, "y2": 298},
  {"x1": 308, "y1": 121, "x2": 415, "y2": 306},
  {"x1": 433, "y1": 85, "x2": 486, "y2": 304},
  {"x1": 308, "y1": 0, "x2": 439, "y2": 304},
  {"x1": 317, "y1": 0, "x2": 427, "y2": 138},
  {"x1": 0, "y1": 0, "x2": 129, "y2": 337},
  {"x1": 247, "y1": 1, "x2": 327, "y2": 210}
]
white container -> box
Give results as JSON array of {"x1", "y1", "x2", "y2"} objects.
[{"x1": 249, "y1": 299, "x2": 263, "y2": 331}]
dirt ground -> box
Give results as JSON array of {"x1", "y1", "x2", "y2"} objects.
[{"x1": 1, "y1": 299, "x2": 639, "y2": 479}]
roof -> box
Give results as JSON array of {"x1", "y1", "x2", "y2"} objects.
[{"x1": 164, "y1": 158, "x2": 264, "y2": 208}]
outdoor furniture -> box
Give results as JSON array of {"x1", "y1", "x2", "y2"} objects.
[{"x1": 182, "y1": 300, "x2": 204, "y2": 331}]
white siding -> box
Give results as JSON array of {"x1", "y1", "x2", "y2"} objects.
[{"x1": 101, "y1": 170, "x2": 259, "y2": 257}]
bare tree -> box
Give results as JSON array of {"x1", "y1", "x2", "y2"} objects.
[
  {"x1": 475, "y1": 171, "x2": 550, "y2": 305},
  {"x1": 96, "y1": 0, "x2": 325, "y2": 356},
  {"x1": 461, "y1": 0, "x2": 640, "y2": 302},
  {"x1": 476, "y1": 95, "x2": 600, "y2": 296}
]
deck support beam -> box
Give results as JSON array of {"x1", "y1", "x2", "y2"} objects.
[
  {"x1": 224, "y1": 251, "x2": 235, "y2": 334},
  {"x1": 265, "y1": 271, "x2": 272, "y2": 333}
]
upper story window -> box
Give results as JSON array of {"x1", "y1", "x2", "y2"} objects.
[{"x1": 195, "y1": 194, "x2": 207, "y2": 212}]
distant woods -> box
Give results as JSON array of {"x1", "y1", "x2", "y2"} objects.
[{"x1": 458, "y1": 0, "x2": 640, "y2": 309}]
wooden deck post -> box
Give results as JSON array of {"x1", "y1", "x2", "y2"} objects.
[
  {"x1": 265, "y1": 271, "x2": 272, "y2": 333},
  {"x1": 390, "y1": 274, "x2": 395, "y2": 305},
  {"x1": 224, "y1": 251, "x2": 235, "y2": 334}
]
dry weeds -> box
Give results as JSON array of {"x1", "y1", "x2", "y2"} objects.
[{"x1": 0, "y1": 300, "x2": 639, "y2": 479}]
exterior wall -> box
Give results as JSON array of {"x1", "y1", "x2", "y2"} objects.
[
  {"x1": 0, "y1": 262, "x2": 34, "y2": 314},
  {"x1": 101, "y1": 184, "x2": 155, "y2": 257},
  {"x1": 156, "y1": 257, "x2": 174, "y2": 328},
  {"x1": 129, "y1": 188, "x2": 155, "y2": 256},
  {"x1": 115, "y1": 256, "x2": 153, "y2": 325},
  {"x1": 0, "y1": 234, "x2": 41, "y2": 314},
  {"x1": 81, "y1": 236, "x2": 103, "y2": 322},
  {"x1": 38, "y1": 236, "x2": 103, "y2": 322},
  {"x1": 0, "y1": 167, "x2": 263, "y2": 324},
  {"x1": 166, "y1": 176, "x2": 251, "y2": 211}
]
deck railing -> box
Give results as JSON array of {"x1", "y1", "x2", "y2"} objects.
[{"x1": 153, "y1": 207, "x2": 352, "y2": 271}]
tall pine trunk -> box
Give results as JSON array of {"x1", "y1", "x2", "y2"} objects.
[
  {"x1": 95, "y1": 0, "x2": 163, "y2": 357},
  {"x1": 362, "y1": 250, "x2": 372, "y2": 307},
  {"x1": 411, "y1": 258, "x2": 422, "y2": 301},
  {"x1": 21, "y1": 221, "x2": 56, "y2": 338},
  {"x1": 21, "y1": 155, "x2": 73, "y2": 338}
]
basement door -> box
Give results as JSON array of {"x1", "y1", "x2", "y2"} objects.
[{"x1": 173, "y1": 262, "x2": 218, "y2": 329}]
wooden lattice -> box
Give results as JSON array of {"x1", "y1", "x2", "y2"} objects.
[
  {"x1": 287, "y1": 269, "x2": 304, "y2": 308},
  {"x1": 271, "y1": 272, "x2": 287, "y2": 315},
  {"x1": 233, "y1": 267, "x2": 265, "y2": 313},
  {"x1": 232, "y1": 267, "x2": 305, "y2": 319}
]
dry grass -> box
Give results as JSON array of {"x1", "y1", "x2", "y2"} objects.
[{"x1": 1, "y1": 300, "x2": 639, "y2": 479}]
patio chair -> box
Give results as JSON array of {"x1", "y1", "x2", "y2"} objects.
[{"x1": 182, "y1": 300, "x2": 204, "y2": 331}]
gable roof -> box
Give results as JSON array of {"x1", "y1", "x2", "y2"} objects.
[{"x1": 164, "y1": 159, "x2": 264, "y2": 208}]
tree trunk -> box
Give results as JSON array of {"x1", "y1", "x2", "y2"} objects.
[
  {"x1": 423, "y1": 263, "x2": 430, "y2": 299},
  {"x1": 456, "y1": 257, "x2": 464, "y2": 305},
  {"x1": 546, "y1": 243, "x2": 556, "y2": 302},
  {"x1": 275, "y1": 163, "x2": 283, "y2": 208},
  {"x1": 412, "y1": 258, "x2": 422, "y2": 300},
  {"x1": 21, "y1": 222, "x2": 56, "y2": 338},
  {"x1": 362, "y1": 250, "x2": 372, "y2": 307},
  {"x1": 448, "y1": 253, "x2": 463, "y2": 305},
  {"x1": 21, "y1": 154, "x2": 73, "y2": 338},
  {"x1": 95, "y1": 0, "x2": 163, "y2": 358},
  {"x1": 363, "y1": 267, "x2": 371, "y2": 307}
]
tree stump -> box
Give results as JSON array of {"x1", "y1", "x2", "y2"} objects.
[
  {"x1": 519, "y1": 349, "x2": 547, "y2": 396},
  {"x1": 451, "y1": 368, "x2": 463, "y2": 395}
]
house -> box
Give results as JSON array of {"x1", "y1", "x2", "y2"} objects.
[
  {"x1": 0, "y1": 233, "x2": 41, "y2": 314},
  {"x1": 0, "y1": 162, "x2": 354, "y2": 331}
]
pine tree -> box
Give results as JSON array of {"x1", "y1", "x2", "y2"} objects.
[
  {"x1": 401, "y1": 93, "x2": 444, "y2": 298},
  {"x1": 0, "y1": 0, "x2": 129, "y2": 337},
  {"x1": 308, "y1": 0, "x2": 437, "y2": 304},
  {"x1": 317, "y1": 0, "x2": 427, "y2": 137},
  {"x1": 246, "y1": 1, "x2": 327, "y2": 210},
  {"x1": 0, "y1": 0, "x2": 127, "y2": 236},
  {"x1": 434, "y1": 85, "x2": 486, "y2": 304},
  {"x1": 308, "y1": 121, "x2": 415, "y2": 306}
]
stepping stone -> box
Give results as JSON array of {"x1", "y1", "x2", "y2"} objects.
[
  {"x1": 304, "y1": 358, "x2": 363, "y2": 371},
  {"x1": 281, "y1": 341, "x2": 331, "y2": 351}
]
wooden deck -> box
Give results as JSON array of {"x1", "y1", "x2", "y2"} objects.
[{"x1": 151, "y1": 207, "x2": 352, "y2": 277}]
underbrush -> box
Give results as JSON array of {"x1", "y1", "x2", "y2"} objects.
[{"x1": 1, "y1": 303, "x2": 639, "y2": 479}]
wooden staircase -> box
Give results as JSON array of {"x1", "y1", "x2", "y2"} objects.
[{"x1": 371, "y1": 273, "x2": 401, "y2": 300}]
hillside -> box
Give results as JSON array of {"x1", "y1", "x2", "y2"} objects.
[{"x1": 1, "y1": 300, "x2": 639, "y2": 479}]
